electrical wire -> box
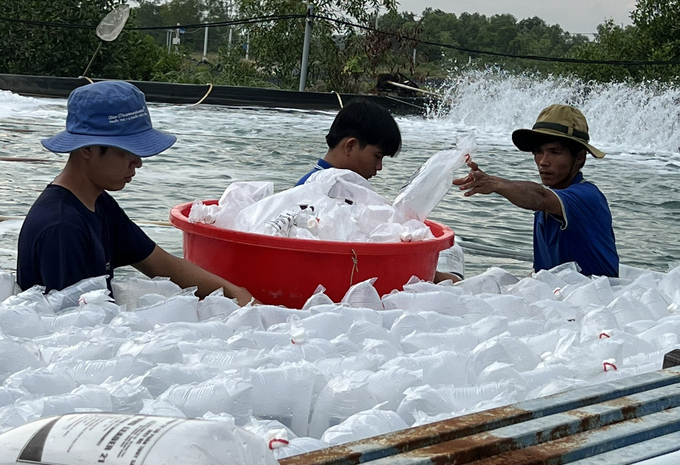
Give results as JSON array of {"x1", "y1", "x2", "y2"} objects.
[
  {"x1": 314, "y1": 14, "x2": 680, "y2": 66},
  {"x1": 0, "y1": 14, "x2": 305, "y2": 31},
  {"x1": 2, "y1": 12, "x2": 679, "y2": 67}
]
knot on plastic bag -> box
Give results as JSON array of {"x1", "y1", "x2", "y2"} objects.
[
  {"x1": 603, "y1": 359, "x2": 617, "y2": 371},
  {"x1": 540, "y1": 351, "x2": 554, "y2": 362},
  {"x1": 598, "y1": 332, "x2": 611, "y2": 339},
  {"x1": 268, "y1": 438, "x2": 290, "y2": 449},
  {"x1": 266, "y1": 428, "x2": 290, "y2": 449},
  {"x1": 78, "y1": 289, "x2": 113, "y2": 306},
  {"x1": 288, "y1": 315, "x2": 307, "y2": 344},
  {"x1": 188, "y1": 199, "x2": 220, "y2": 224}
]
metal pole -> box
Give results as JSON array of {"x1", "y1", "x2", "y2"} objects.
[
  {"x1": 81, "y1": 42, "x2": 102, "y2": 78},
  {"x1": 202, "y1": 25, "x2": 209, "y2": 61},
  {"x1": 228, "y1": 0, "x2": 233, "y2": 48},
  {"x1": 245, "y1": 30, "x2": 250, "y2": 60},
  {"x1": 298, "y1": 4, "x2": 313, "y2": 92}
]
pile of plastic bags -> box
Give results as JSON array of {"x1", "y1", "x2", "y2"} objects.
[
  {"x1": 189, "y1": 137, "x2": 476, "y2": 243},
  {"x1": 0, "y1": 261, "x2": 678, "y2": 460}
]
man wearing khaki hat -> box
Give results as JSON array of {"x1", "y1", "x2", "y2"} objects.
[{"x1": 453, "y1": 104, "x2": 619, "y2": 277}]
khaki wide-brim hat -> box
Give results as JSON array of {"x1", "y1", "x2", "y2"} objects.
[{"x1": 512, "y1": 104, "x2": 605, "y2": 158}]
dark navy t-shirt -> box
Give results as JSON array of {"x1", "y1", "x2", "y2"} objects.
[
  {"x1": 17, "y1": 185, "x2": 156, "y2": 292},
  {"x1": 533, "y1": 173, "x2": 619, "y2": 277}
]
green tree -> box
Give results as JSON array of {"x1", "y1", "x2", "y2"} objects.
[
  {"x1": 412, "y1": 9, "x2": 589, "y2": 76},
  {"x1": 158, "y1": 0, "x2": 206, "y2": 52},
  {"x1": 135, "y1": 0, "x2": 238, "y2": 59},
  {"x1": 237, "y1": 0, "x2": 398, "y2": 90},
  {"x1": 563, "y1": 1, "x2": 680, "y2": 83},
  {"x1": 632, "y1": 0, "x2": 680, "y2": 52},
  {"x1": 631, "y1": 0, "x2": 680, "y2": 80},
  {"x1": 135, "y1": 0, "x2": 166, "y2": 47},
  {"x1": 365, "y1": 10, "x2": 425, "y2": 78},
  {"x1": 564, "y1": 20, "x2": 650, "y2": 82},
  {"x1": 0, "y1": 0, "x2": 179, "y2": 79}
]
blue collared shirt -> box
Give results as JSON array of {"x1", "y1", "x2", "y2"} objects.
[
  {"x1": 296, "y1": 158, "x2": 334, "y2": 186},
  {"x1": 533, "y1": 172, "x2": 619, "y2": 277}
]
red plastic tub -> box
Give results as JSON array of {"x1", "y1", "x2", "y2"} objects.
[{"x1": 170, "y1": 201, "x2": 454, "y2": 308}]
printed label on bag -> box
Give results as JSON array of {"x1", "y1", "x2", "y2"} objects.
[{"x1": 18, "y1": 414, "x2": 184, "y2": 465}]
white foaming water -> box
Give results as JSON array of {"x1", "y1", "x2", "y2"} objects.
[
  {"x1": 0, "y1": 90, "x2": 66, "y2": 120},
  {"x1": 429, "y1": 68, "x2": 680, "y2": 158}
]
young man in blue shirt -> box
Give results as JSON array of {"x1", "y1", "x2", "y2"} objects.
[
  {"x1": 454, "y1": 104, "x2": 619, "y2": 277},
  {"x1": 17, "y1": 81, "x2": 255, "y2": 305},
  {"x1": 297, "y1": 100, "x2": 465, "y2": 282},
  {"x1": 296, "y1": 100, "x2": 402, "y2": 186}
]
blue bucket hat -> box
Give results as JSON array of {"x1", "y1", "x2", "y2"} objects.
[{"x1": 42, "y1": 80, "x2": 177, "y2": 157}]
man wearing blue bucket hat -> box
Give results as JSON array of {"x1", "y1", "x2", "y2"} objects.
[
  {"x1": 453, "y1": 104, "x2": 618, "y2": 277},
  {"x1": 17, "y1": 81, "x2": 255, "y2": 305}
]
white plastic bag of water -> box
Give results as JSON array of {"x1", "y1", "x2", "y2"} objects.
[{"x1": 0, "y1": 413, "x2": 278, "y2": 465}]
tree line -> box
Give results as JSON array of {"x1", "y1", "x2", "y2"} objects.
[{"x1": 0, "y1": 0, "x2": 678, "y2": 91}]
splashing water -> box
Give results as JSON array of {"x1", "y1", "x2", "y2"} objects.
[{"x1": 429, "y1": 68, "x2": 680, "y2": 157}]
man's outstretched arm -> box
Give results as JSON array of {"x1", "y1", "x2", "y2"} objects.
[{"x1": 453, "y1": 161, "x2": 563, "y2": 216}]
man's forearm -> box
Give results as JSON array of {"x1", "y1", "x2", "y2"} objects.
[
  {"x1": 455, "y1": 161, "x2": 563, "y2": 216},
  {"x1": 493, "y1": 178, "x2": 559, "y2": 213},
  {"x1": 134, "y1": 246, "x2": 254, "y2": 305}
]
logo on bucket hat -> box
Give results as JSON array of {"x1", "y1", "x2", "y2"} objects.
[
  {"x1": 512, "y1": 104, "x2": 604, "y2": 158},
  {"x1": 41, "y1": 80, "x2": 176, "y2": 157}
]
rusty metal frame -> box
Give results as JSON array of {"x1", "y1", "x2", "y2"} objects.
[{"x1": 279, "y1": 366, "x2": 680, "y2": 465}]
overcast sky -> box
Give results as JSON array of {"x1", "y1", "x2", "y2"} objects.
[{"x1": 396, "y1": 0, "x2": 636, "y2": 35}]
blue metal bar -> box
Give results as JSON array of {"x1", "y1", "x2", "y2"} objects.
[
  {"x1": 363, "y1": 383, "x2": 680, "y2": 464},
  {"x1": 569, "y1": 430, "x2": 680, "y2": 464},
  {"x1": 280, "y1": 367, "x2": 680, "y2": 465},
  {"x1": 471, "y1": 407, "x2": 680, "y2": 464}
]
